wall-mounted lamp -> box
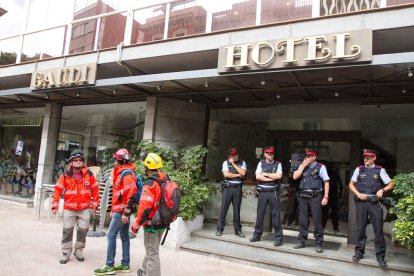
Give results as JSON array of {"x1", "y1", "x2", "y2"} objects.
[
  {"x1": 157, "y1": 85, "x2": 161, "y2": 91},
  {"x1": 45, "y1": 94, "x2": 49, "y2": 99},
  {"x1": 225, "y1": 96, "x2": 229, "y2": 102},
  {"x1": 276, "y1": 94, "x2": 281, "y2": 99},
  {"x1": 16, "y1": 96, "x2": 22, "y2": 101},
  {"x1": 328, "y1": 75, "x2": 333, "y2": 82},
  {"x1": 408, "y1": 68, "x2": 413, "y2": 78},
  {"x1": 113, "y1": 89, "x2": 117, "y2": 94},
  {"x1": 334, "y1": 92, "x2": 340, "y2": 97},
  {"x1": 204, "y1": 81, "x2": 209, "y2": 88},
  {"x1": 189, "y1": 98, "x2": 193, "y2": 103},
  {"x1": 402, "y1": 89, "x2": 407, "y2": 94},
  {"x1": 260, "y1": 80, "x2": 266, "y2": 86},
  {"x1": 76, "y1": 92, "x2": 80, "y2": 97}
]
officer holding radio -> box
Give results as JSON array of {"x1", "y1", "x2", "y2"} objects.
[
  {"x1": 348, "y1": 149, "x2": 393, "y2": 267},
  {"x1": 293, "y1": 148, "x2": 330, "y2": 253},
  {"x1": 250, "y1": 147, "x2": 283, "y2": 247},
  {"x1": 216, "y1": 148, "x2": 247, "y2": 238}
]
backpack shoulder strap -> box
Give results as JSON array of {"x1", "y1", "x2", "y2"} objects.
[{"x1": 120, "y1": 169, "x2": 134, "y2": 182}]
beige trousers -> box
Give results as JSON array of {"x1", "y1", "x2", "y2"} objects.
[
  {"x1": 61, "y1": 209, "x2": 90, "y2": 258},
  {"x1": 141, "y1": 230, "x2": 165, "y2": 276}
]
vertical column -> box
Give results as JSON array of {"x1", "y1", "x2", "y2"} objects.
[
  {"x1": 256, "y1": 0, "x2": 261, "y2": 26},
  {"x1": 312, "y1": 0, "x2": 320, "y2": 18},
  {"x1": 34, "y1": 103, "x2": 61, "y2": 207},
  {"x1": 142, "y1": 96, "x2": 158, "y2": 142}
]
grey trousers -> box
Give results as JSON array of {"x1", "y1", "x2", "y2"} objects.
[
  {"x1": 61, "y1": 209, "x2": 90, "y2": 258},
  {"x1": 141, "y1": 230, "x2": 165, "y2": 276}
]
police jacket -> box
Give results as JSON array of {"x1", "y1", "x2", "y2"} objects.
[
  {"x1": 133, "y1": 172, "x2": 164, "y2": 229},
  {"x1": 258, "y1": 160, "x2": 281, "y2": 187},
  {"x1": 299, "y1": 163, "x2": 323, "y2": 190},
  {"x1": 52, "y1": 165, "x2": 100, "y2": 211},
  {"x1": 112, "y1": 163, "x2": 138, "y2": 215},
  {"x1": 356, "y1": 165, "x2": 384, "y2": 195},
  {"x1": 224, "y1": 159, "x2": 244, "y2": 184}
]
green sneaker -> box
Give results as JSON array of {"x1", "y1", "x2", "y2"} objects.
[
  {"x1": 94, "y1": 265, "x2": 115, "y2": 275},
  {"x1": 114, "y1": 264, "x2": 131, "y2": 273}
]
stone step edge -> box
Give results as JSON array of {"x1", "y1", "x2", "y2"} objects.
[
  {"x1": 181, "y1": 241, "x2": 337, "y2": 276},
  {"x1": 0, "y1": 195, "x2": 34, "y2": 208},
  {"x1": 190, "y1": 231, "x2": 413, "y2": 273}
]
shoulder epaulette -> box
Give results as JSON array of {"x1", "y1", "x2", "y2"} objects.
[{"x1": 375, "y1": 165, "x2": 383, "y2": 169}]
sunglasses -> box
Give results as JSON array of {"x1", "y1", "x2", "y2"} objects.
[{"x1": 72, "y1": 159, "x2": 84, "y2": 162}]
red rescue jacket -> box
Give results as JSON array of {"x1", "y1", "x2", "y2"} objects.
[
  {"x1": 111, "y1": 163, "x2": 138, "y2": 215},
  {"x1": 133, "y1": 172, "x2": 163, "y2": 229},
  {"x1": 52, "y1": 166, "x2": 100, "y2": 211}
]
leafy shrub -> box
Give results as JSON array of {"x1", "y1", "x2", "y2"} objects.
[
  {"x1": 134, "y1": 140, "x2": 214, "y2": 220},
  {"x1": 390, "y1": 173, "x2": 414, "y2": 251}
]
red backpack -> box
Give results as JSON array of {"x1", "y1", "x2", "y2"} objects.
[{"x1": 150, "y1": 173, "x2": 181, "y2": 226}]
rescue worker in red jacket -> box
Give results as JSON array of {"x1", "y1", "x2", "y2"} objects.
[
  {"x1": 52, "y1": 149, "x2": 100, "y2": 264},
  {"x1": 94, "y1": 148, "x2": 138, "y2": 275},
  {"x1": 132, "y1": 152, "x2": 165, "y2": 276}
]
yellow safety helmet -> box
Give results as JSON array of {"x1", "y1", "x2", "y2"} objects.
[{"x1": 143, "y1": 153, "x2": 163, "y2": 169}]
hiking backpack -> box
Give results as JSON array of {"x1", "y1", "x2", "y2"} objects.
[
  {"x1": 150, "y1": 173, "x2": 181, "y2": 226},
  {"x1": 120, "y1": 169, "x2": 143, "y2": 205}
]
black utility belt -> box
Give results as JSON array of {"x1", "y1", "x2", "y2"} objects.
[
  {"x1": 223, "y1": 182, "x2": 242, "y2": 188},
  {"x1": 256, "y1": 186, "x2": 279, "y2": 192},
  {"x1": 354, "y1": 195, "x2": 379, "y2": 202},
  {"x1": 299, "y1": 190, "x2": 322, "y2": 198}
]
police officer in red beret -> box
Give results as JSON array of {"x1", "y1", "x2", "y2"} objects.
[
  {"x1": 348, "y1": 149, "x2": 394, "y2": 266},
  {"x1": 250, "y1": 147, "x2": 283, "y2": 247},
  {"x1": 216, "y1": 148, "x2": 247, "y2": 238},
  {"x1": 292, "y1": 148, "x2": 330, "y2": 253}
]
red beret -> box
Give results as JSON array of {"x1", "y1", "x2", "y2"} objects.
[
  {"x1": 363, "y1": 149, "x2": 377, "y2": 157},
  {"x1": 227, "y1": 148, "x2": 238, "y2": 155},
  {"x1": 264, "y1": 147, "x2": 275, "y2": 154},
  {"x1": 305, "y1": 148, "x2": 318, "y2": 156}
]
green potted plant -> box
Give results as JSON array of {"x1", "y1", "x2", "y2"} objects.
[{"x1": 390, "y1": 173, "x2": 414, "y2": 251}]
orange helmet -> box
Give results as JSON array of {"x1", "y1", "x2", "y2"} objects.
[{"x1": 113, "y1": 148, "x2": 131, "y2": 161}]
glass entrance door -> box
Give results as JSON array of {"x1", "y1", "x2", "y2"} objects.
[{"x1": 275, "y1": 139, "x2": 351, "y2": 237}]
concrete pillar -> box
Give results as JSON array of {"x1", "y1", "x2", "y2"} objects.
[
  {"x1": 143, "y1": 96, "x2": 158, "y2": 141},
  {"x1": 34, "y1": 103, "x2": 61, "y2": 207}
]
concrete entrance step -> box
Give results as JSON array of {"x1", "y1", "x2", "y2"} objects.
[
  {"x1": 180, "y1": 226, "x2": 414, "y2": 276},
  {"x1": 0, "y1": 194, "x2": 34, "y2": 208}
]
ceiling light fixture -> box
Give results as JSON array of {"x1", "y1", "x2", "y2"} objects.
[
  {"x1": 113, "y1": 89, "x2": 117, "y2": 94},
  {"x1": 76, "y1": 92, "x2": 80, "y2": 97},
  {"x1": 204, "y1": 81, "x2": 209, "y2": 88},
  {"x1": 225, "y1": 96, "x2": 229, "y2": 102},
  {"x1": 17, "y1": 96, "x2": 22, "y2": 101},
  {"x1": 276, "y1": 94, "x2": 281, "y2": 99},
  {"x1": 408, "y1": 68, "x2": 413, "y2": 78},
  {"x1": 328, "y1": 75, "x2": 333, "y2": 82},
  {"x1": 402, "y1": 89, "x2": 407, "y2": 94},
  {"x1": 260, "y1": 80, "x2": 266, "y2": 86},
  {"x1": 334, "y1": 92, "x2": 340, "y2": 97},
  {"x1": 45, "y1": 94, "x2": 49, "y2": 99},
  {"x1": 157, "y1": 85, "x2": 161, "y2": 91},
  {"x1": 189, "y1": 98, "x2": 193, "y2": 103}
]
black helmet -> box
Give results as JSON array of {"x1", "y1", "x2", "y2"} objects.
[{"x1": 68, "y1": 149, "x2": 85, "y2": 162}]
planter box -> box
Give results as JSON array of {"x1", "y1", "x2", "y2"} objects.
[{"x1": 162, "y1": 214, "x2": 204, "y2": 250}]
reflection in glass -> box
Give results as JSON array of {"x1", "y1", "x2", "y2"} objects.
[
  {"x1": 97, "y1": 13, "x2": 127, "y2": 50},
  {"x1": 211, "y1": 0, "x2": 256, "y2": 32},
  {"x1": 320, "y1": 0, "x2": 380, "y2": 16},
  {"x1": 167, "y1": 1, "x2": 207, "y2": 38},
  {"x1": 132, "y1": 4, "x2": 166, "y2": 44},
  {"x1": 0, "y1": 2, "x2": 24, "y2": 39},
  {"x1": 0, "y1": 37, "x2": 19, "y2": 66},
  {"x1": 21, "y1": 28, "x2": 66, "y2": 62},
  {"x1": 70, "y1": 19, "x2": 97, "y2": 54},
  {"x1": 74, "y1": 0, "x2": 127, "y2": 18},
  {"x1": 386, "y1": 0, "x2": 414, "y2": 6},
  {"x1": 26, "y1": 0, "x2": 75, "y2": 31},
  {"x1": 261, "y1": 0, "x2": 312, "y2": 24}
]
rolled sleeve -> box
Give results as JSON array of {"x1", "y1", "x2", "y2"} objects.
[
  {"x1": 380, "y1": 168, "x2": 391, "y2": 184},
  {"x1": 255, "y1": 162, "x2": 262, "y2": 174},
  {"x1": 277, "y1": 163, "x2": 282, "y2": 174},
  {"x1": 222, "y1": 161, "x2": 229, "y2": 172},
  {"x1": 319, "y1": 165, "x2": 330, "y2": 182},
  {"x1": 241, "y1": 161, "x2": 247, "y2": 170},
  {"x1": 351, "y1": 168, "x2": 360, "y2": 182}
]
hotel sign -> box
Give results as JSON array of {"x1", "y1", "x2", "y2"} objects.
[
  {"x1": 218, "y1": 30, "x2": 372, "y2": 73},
  {"x1": 30, "y1": 63, "x2": 97, "y2": 90}
]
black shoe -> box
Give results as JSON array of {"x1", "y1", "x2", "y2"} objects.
[
  {"x1": 352, "y1": 255, "x2": 362, "y2": 262},
  {"x1": 293, "y1": 243, "x2": 305, "y2": 249},
  {"x1": 274, "y1": 240, "x2": 283, "y2": 247},
  {"x1": 235, "y1": 230, "x2": 245, "y2": 238},
  {"x1": 60, "y1": 258, "x2": 69, "y2": 264},
  {"x1": 137, "y1": 268, "x2": 144, "y2": 276},
  {"x1": 216, "y1": 230, "x2": 223, "y2": 236},
  {"x1": 316, "y1": 246, "x2": 323, "y2": 253},
  {"x1": 377, "y1": 257, "x2": 387, "y2": 267},
  {"x1": 249, "y1": 236, "x2": 260, "y2": 242}
]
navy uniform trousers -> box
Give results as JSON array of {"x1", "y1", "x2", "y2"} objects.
[
  {"x1": 252, "y1": 191, "x2": 283, "y2": 241},
  {"x1": 217, "y1": 186, "x2": 242, "y2": 231},
  {"x1": 298, "y1": 194, "x2": 323, "y2": 246},
  {"x1": 354, "y1": 200, "x2": 386, "y2": 259}
]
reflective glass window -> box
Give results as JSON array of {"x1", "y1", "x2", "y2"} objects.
[
  {"x1": 26, "y1": 0, "x2": 75, "y2": 31},
  {"x1": 167, "y1": 0, "x2": 207, "y2": 39},
  {"x1": 132, "y1": 4, "x2": 166, "y2": 44},
  {"x1": 0, "y1": 37, "x2": 19, "y2": 66},
  {"x1": 97, "y1": 13, "x2": 127, "y2": 50},
  {"x1": 320, "y1": 0, "x2": 380, "y2": 16},
  {"x1": 261, "y1": 0, "x2": 312, "y2": 24},
  {"x1": 211, "y1": 0, "x2": 256, "y2": 32},
  {"x1": 55, "y1": 102, "x2": 146, "y2": 181},
  {"x1": 0, "y1": 2, "x2": 24, "y2": 39}
]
